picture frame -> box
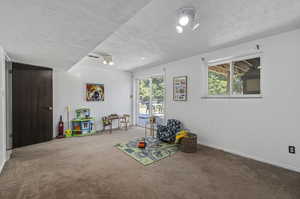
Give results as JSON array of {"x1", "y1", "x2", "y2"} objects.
[
  {"x1": 173, "y1": 76, "x2": 187, "y2": 101},
  {"x1": 86, "y1": 83, "x2": 104, "y2": 101}
]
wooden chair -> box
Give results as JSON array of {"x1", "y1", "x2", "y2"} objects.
[
  {"x1": 119, "y1": 114, "x2": 130, "y2": 130},
  {"x1": 102, "y1": 116, "x2": 112, "y2": 133}
]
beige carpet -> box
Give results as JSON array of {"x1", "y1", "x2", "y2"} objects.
[{"x1": 0, "y1": 127, "x2": 299, "y2": 199}]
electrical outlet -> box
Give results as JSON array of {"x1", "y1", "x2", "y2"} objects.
[{"x1": 289, "y1": 146, "x2": 296, "y2": 154}]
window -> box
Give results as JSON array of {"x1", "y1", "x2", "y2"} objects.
[
  {"x1": 136, "y1": 76, "x2": 165, "y2": 127},
  {"x1": 207, "y1": 56, "x2": 261, "y2": 97}
]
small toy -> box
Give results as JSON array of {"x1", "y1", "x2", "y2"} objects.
[
  {"x1": 138, "y1": 138, "x2": 147, "y2": 148},
  {"x1": 138, "y1": 141, "x2": 146, "y2": 148},
  {"x1": 65, "y1": 129, "x2": 72, "y2": 137}
]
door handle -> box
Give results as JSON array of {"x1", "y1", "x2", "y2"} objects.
[{"x1": 48, "y1": 106, "x2": 53, "y2": 111}]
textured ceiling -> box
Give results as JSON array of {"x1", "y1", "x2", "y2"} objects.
[
  {"x1": 86, "y1": 0, "x2": 300, "y2": 71},
  {"x1": 0, "y1": 0, "x2": 150, "y2": 69},
  {"x1": 1, "y1": 0, "x2": 300, "y2": 71}
]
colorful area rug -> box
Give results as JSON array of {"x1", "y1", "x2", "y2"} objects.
[{"x1": 115, "y1": 137, "x2": 179, "y2": 166}]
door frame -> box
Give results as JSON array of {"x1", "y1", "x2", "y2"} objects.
[
  {"x1": 135, "y1": 75, "x2": 166, "y2": 127},
  {"x1": 5, "y1": 55, "x2": 12, "y2": 151}
]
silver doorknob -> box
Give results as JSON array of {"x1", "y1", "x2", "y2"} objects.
[{"x1": 48, "y1": 106, "x2": 53, "y2": 111}]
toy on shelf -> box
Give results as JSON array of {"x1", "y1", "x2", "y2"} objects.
[{"x1": 71, "y1": 108, "x2": 96, "y2": 137}]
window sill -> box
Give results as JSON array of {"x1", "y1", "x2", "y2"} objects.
[{"x1": 201, "y1": 95, "x2": 263, "y2": 99}]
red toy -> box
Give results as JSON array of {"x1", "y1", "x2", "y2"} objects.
[{"x1": 138, "y1": 141, "x2": 146, "y2": 148}]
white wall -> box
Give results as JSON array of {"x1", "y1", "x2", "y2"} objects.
[
  {"x1": 53, "y1": 63, "x2": 132, "y2": 137},
  {"x1": 1, "y1": 48, "x2": 132, "y2": 173},
  {"x1": 134, "y1": 29, "x2": 300, "y2": 172},
  {"x1": 0, "y1": 46, "x2": 6, "y2": 173}
]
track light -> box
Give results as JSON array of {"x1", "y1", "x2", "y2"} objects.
[
  {"x1": 102, "y1": 55, "x2": 114, "y2": 66},
  {"x1": 176, "y1": 25, "x2": 183, "y2": 34},
  {"x1": 88, "y1": 51, "x2": 115, "y2": 66},
  {"x1": 178, "y1": 15, "x2": 189, "y2": 26},
  {"x1": 176, "y1": 7, "x2": 199, "y2": 33}
]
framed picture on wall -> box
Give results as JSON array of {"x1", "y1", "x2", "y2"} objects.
[
  {"x1": 86, "y1": 83, "x2": 104, "y2": 101},
  {"x1": 173, "y1": 76, "x2": 187, "y2": 101}
]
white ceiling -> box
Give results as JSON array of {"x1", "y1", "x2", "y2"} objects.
[
  {"x1": 87, "y1": 0, "x2": 300, "y2": 71},
  {"x1": 1, "y1": 0, "x2": 300, "y2": 71},
  {"x1": 0, "y1": 0, "x2": 150, "y2": 69}
]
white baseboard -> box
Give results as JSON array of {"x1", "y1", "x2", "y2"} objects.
[
  {"x1": 198, "y1": 141, "x2": 300, "y2": 173},
  {"x1": 6, "y1": 150, "x2": 12, "y2": 161},
  {"x1": 0, "y1": 150, "x2": 12, "y2": 174},
  {"x1": 0, "y1": 160, "x2": 4, "y2": 174}
]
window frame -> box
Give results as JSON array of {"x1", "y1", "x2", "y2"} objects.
[{"x1": 203, "y1": 53, "x2": 263, "y2": 99}]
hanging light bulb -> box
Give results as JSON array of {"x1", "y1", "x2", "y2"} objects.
[
  {"x1": 178, "y1": 15, "x2": 189, "y2": 26},
  {"x1": 176, "y1": 25, "x2": 183, "y2": 34}
]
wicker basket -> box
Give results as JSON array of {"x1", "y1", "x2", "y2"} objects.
[{"x1": 179, "y1": 133, "x2": 197, "y2": 153}]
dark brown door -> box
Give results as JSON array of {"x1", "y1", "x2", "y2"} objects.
[{"x1": 12, "y1": 63, "x2": 53, "y2": 148}]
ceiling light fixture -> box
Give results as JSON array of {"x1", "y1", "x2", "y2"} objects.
[
  {"x1": 176, "y1": 25, "x2": 183, "y2": 33},
  {"x1": 178, "y1": 15, "x2": 189, "y2": 26},
  {"x1": 88, "y1": 52, "x2": 115, "y2": 66},
  {"x1": 176, "y1": 7, "x2": 199, "y2": 33},
  {"x1": 102, "y1": 54, "x2": 113, "y2": 65}
]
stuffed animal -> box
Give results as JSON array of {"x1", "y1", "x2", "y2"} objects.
[{"x1": 175, "y1": 130, "x2": 189, "y2": 144}]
